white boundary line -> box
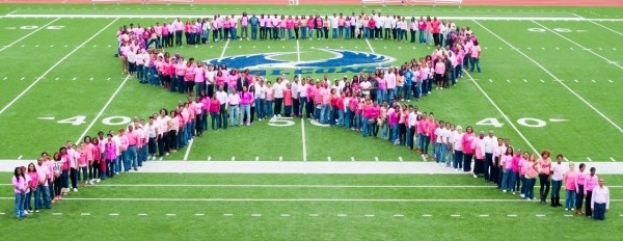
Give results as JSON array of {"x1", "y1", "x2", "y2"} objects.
[
  {"x1": 4, "y1": 14, "x2": 623, "y2": 22},
  {"x1": 365, "y1": 38, "x2": 376, "y2": 54},
  {"x1": 83, "y1": 184, "x2": 497, "y2": 188},
  {"x1": 473, "y1": 20, "x2": 623, "y2": 134},
  {"x1": 531, "y1": 20, "x2": 623, "y2": 71},
  {"x1": 0, "y1": 18, "x2": 120, "y2": 116},
  {"x1": 218, "y1": 39, "x2": 229, "y2": 61},
  {"x1": 464, "y1": 71, "x2": 538, "y2": 154},
  {"x1": 0, "y1": 18, "x2": 60, "y2": 53},
  {"x1": 2, "y1": 197, "x2": 603, "y2": 202},
  {"x1": 574, "y1": 13, "x2": 623, "y2": 37},
  {"x1": 183, "y1": 139, "x2": 194, "y2": 161},
  {"x1": 76, "y1": 75, "x2": 131, "y2": 144}
]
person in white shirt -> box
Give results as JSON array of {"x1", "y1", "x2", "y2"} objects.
[
  {"x1": 292, "y1": 77, "x2": 301, "y2": 117},
  {"x1": 483, "y1": 131, "x2": 497, "y2": 182},
  {"x1": 493, "y1": 138, "x2": 507, "y2": 188},
  {"x1": 273, "y1": 78, "x2": 285, "y2": 117},
  {"x1": 591, "y1": 178, "x2": 609, "y2": 220},
  {"x1": 551, "y1": 154, "x2": 566, "y2": 207},
  {"x1": 407, "y1": 107, "x2": 417, "y2": 150},
  {"x1": 253, "y1": 80, "x2": 266, "y2": 120},
  {"x1": 216, "y1": 86, "x2": 229, "y2": 129},
  {"x1": 434, "y1": 121, "x2": 446, "y2": 164},
  {"x1": 451, "y1": 126, "x2": 464, "y2": 170}
]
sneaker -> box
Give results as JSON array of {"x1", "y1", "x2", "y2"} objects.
[
  {"x1": 96, "y1": 179, "x2": 101, "y2": 183},
  {"x1": 565, "y1": 208, "x2": 569, "y2": 211},
  {"x1": 502, "y1": 190, "x2": 507, "y2": 193},
  {"x1": 520, "y1": 194, "x2": 525, "y2": 198},
  {"x1": 73, "y1": 188, "x2": 78, "y2": 192},
  {"x1": 473, "y1": 174, "x2": 478, "y2": 178},
  {"x1": 35, "y1": 210, "x2": 40, "y2": 213},
  {"x1": 512, "y1": 192, "x2": 516, "y2": 195}
]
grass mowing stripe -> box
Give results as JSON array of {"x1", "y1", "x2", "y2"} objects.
[
  {"x1": 75, "y1": 75, "x2": 132, "y2": 144},
  {"x1": 0, "y1": 17, "x2": 59, "y2": 52},
  {"x1": 464, "y1": 71, "x2": 538, "y2": 154},
  {"x1": 0, "y1": 18, "x2": 119, "y2": 116},
  {"x1": 472, "y1": 19, "x2": 623, "y2": 135},
  {"x1": 531, "y1": 20, "x2": 623, "y2": 71}
]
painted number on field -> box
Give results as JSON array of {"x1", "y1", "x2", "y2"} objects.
[
  {"x1": 476, "y1": 117, "x2": 557, "y2": 128},
  {"x1": 528, "y1": 28, "x2": 578, "y2": 33},
  {"x1": 268, "y1": 117, "x2": 295, "y2": 127},
  {"x1": 16, "y1": 25, "x2": 65, "y2": 30},
  {"x1": 51, "y1": 115, "x2": 131, "y2": 126}
]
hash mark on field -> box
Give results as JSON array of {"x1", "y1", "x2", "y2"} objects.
[
  {"x1": 89, "y1": 77, "x2": 94, "y2": 81},
  {"x1": 535, "y1": 214, "x2": 546, "y2": 217},
  {"x1": 2, "y1": 77, "x2": 6, "y2": 80},
  {"x1": 20, "y1": 77, "x2": 24, "y2": 80},
  {"x1": 166, "y1": 213, "x2": 176, "y2": 216},
  {"x1": 255, "y1": 156, "x2": 259, "y2": 161},
  {"x1": 137, "y1": 213, "x2": 148, "y2": 216},
  {"x1": 587, "y1": 157, "x2": 593, "y2": 162},
  {"x1": 223, "y1": 213, "x2": 233, "y2": 216},
  {"x1": 506, "y1": 79, "x2": 511, "y2": 83},
  {"x1": 507, "y1": 214, "x2": 517, "y2": 217},
  {"x1": 55, "y1": 77, "x2": 59, "y2": 80},
  {"x1": 351, "y1": 156, "x2": 355, "y2": 161},
  {"x1": 279, "y1": 156, "x2": 283, "y2": 161},
  {"x1": 608, "y1": 79, "x2": 613, "y2": 83},
  {"x1": 72, "y1": 77, "x2": 76, "y2": 80},
  {"x1": 327, "y1": 156, "x2": 332, "y2": 162},
  {"x1": 422, "y1": 214, "x2": 432, "y2": 217},
  {"x1": 479, "y1": 214, "x2": 489, "y2": 217},
  {"x1": 522, "y1": 79, "x2": 528, "y2": 83},
  {"x1": 106, "y1": 77, "x2": 111, "y2": 80},
  {"x1": 207, "y1": 156, "x2": 212, "y2": 161},
  {"x1": 337, "y1": 214, "x2": 347, "y2": 217},
  {"x1": 375, "y1": 156, "x2": 379, "y2": 161},
  {"x1": 194, "y1": 213, "x2": 205, "y2": 216},
  {"x1": 591, "y1": 79, "x2": 596, "y2": 83},
  {"x1": 0, "y1": 212, "x2": 5, "y2": 215},
  {"x1": 52, "y1": 212, "x2": 63, "y2": 216},
  {"x1": 488, "y1": 78, "x2": 493, "y2": 83},
  {"x1": 80, "y1": 212, "x2": 91, "y2": 216},
  {"x1": 564, "y1": 214, "x2": 573, "y2": 217},
  {"x1": 364, "y1": 214, "x2": 375, "y2": 217},
  {"x1": 17, "y1": 155, "x2": 22, "y2": 160},
  {"x1": 611, "y1": 157, "x2": 617, "y2": 162},
  {"x1": 109, "y1": 213, "x2": 120, "y2": 216},
  {"x1": 539, "y1": 79, "x2": 545, "y2": 83},
  {"x1": 309, "y1": 214, "x2": 319, "y2": 217},
  {"x1": 251, "y1": 213, "x2": 262, "y2": 217},
  {"x1": 450, "y1": 214, "x2": 461, "y2": 217},
  {"x1": 280, "y1": 214, "x2": 290, "y2": 217},
  {"x1": 393, "y1": 214, "x2": 404, "y2": 217},
  {"x1": 574, "y1": 79, "x2": 579, "y2": 83},
  {"x1": 398, "y1": 156, "x2": 403, "y2": 162},
  {"x1": 231, "y1": 156, "x2": 235, "y2": 161}
]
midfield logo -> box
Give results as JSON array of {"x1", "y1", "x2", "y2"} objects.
[{"x1": 205, "y1": 49, "x2": 395, "y2": 73}]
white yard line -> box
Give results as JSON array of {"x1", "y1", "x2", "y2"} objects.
[
  {"x1": 464, "y1": 71, "x2": 539, "y2": 154},
  {"x1": 218, "y1": 39, "x2": 230, "y2": 61},
  {"x1": 296, "y1": 39, "x2": 301, "y2": 63},
  {"x1": 1, "y1": 197, "x2": 597, "y2": 203},
  {"x1": 574, "y1": 14, "x2": 623, "y2": 37},
  {"x1": 4, "y1": 14, "x2": 623, "y2": 22},
  {"x1": 474, "y1": 20, "x2": 623, "y2": 134},
  {"x1": 365, "y1": 38, "x2": 375, "y2": 54},
  {"x1": 87, "y1": 184, "x2": 496, "y2": 188},
  {"x1": 301, "y1": 118, "x2": 307, "y2": 161},
  {"x1": 531, "y1": 21, "x2": 623, "y2": 71},
  {"x1": 183, "y1": 139, "x2": 194, "y2": 161},
  {"x1": 76, "y1": 75, "x2": 131, "y2": 144},
  {"x1": 0, "y1": 18, "x2": 60, "y2": 52},
  {"x1": 0, "y1": 18, "x2": 119, "y2": 116}
]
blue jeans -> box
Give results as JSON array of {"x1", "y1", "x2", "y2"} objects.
[
  {"x1": 301, "y1": 27, "x2": 307, "y2": 40},
  {"x1": 470, "y1": 57, "x2": 481, "y2": 73},
  {"x1": 436, "y1": 142, "x2": 446, "y2": 163},
  {"x1": 565, "y1": 190, "x2": 576, "y2": 209},
  {"x1": 34, "y1": 184, "x2": 51, "y2": 209},
  {"x1": 525, "y1": 178, "x2": 536, "y2": 199},
  {"x1": 251, "y1": 26, "x2": 258, "y2": 40},
  {"x1": 593, "y1": 203, "x2": 606, "y2": 220},
  {"x1": 125, "y1": 145, "x2": 137, "y2": 171},
  {"x1": 321, "y1": 105, "x2": 330, "y2": 124},
  {"x1": 255, "y1": 99, "x2": 265, "y2": 119},
  {"x1": 211, "y1": 113, "x2": 219, "y2": 130},
  {"x1": 24, "y1": 191, "x2": 32, "y2": 211},
  {"x1": 265, "y1": 101, "x2": 273, "y2": 117},
  {"x1": 551, "y1": 180, "x2": 562, "y2": 199},
  {"x1": 453, "y1": 151, "x2": 463, "y2": 169},
  {"x1": 288, "y1": 29, "x2": 293, "y2": 39},
  {"x1": 345, "y1": 27, "x2": 350, "y2": 39},
  {"x1": 332, "y1": 28, "x2": 338, "y2": 39},
  {"x1": 241, "y1": 104, "x2": 251, "y2": 125},
  {"x1": 509, "y1": 172, "x2": 518, "y2": 192},
  {"x1": 337, "y1": 109, "x2": 344, "y2": 127},
  {"x1": 501, "y1": 169, "x2": 512, "y2": 191},
  {"x1": 391, "y1": 124, "x2": 398, "y2": 142},
  {"x1": 361, "y1": 117, "x2": 369, "y2": 137},
  {"x1": 376, "y1": 89, "x2": 386, "y2": 104},
  {"x1": 15, "y1": 193, "x2": 25, "y2": 218},
  {"x1": 345, "y1": 109, "x2": 352, "y2": 128},
  {"x1": 229, "y1": 106, "x2": 239, "y2": 126}
]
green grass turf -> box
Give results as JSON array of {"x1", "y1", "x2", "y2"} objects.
[
  {"x1": 0, "y1": 5, "x2": 622, "y2": 163},
  {"x1": 1, "y1": 173, "x2": 622, "y2": 241}
]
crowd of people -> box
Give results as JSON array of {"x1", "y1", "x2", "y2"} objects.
[{"x1": 9, "y1": 13, "x2": 609, "y2": 222}]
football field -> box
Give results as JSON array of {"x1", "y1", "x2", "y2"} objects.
[{"x1": 1, "y1": 2, "x2": 623, "y2": 240}]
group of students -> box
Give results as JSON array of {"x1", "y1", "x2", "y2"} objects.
[{"x1": 117, "y1": 12, "x2": 466, "y2": 49}]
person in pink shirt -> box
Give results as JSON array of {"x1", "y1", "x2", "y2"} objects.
[
  {"x1": 104, "y1": 134, "x2": 117, "y2": 178},
  {"x1": 575, "y1": 163, "x2": 587, "y2": 215},
  {"x1": 471, "y1": 131, "x2": 485, "y2": 178},
  {"x1": 12, "y1": 166, "x2": 27, "y2": 219},
  {"x1": 240, "y1": 86, "x2": 254, "y2": 126},
  {"x1": 564, "y1": 163, "x2": 578, "y2": 211},
  {"x1": 583, "y1": 167, "x2": 598, "y2": 218},
  {"x1": 537, "y1": 150, "x2": 552, "y2": 204},
  {"x1": 469, "y1": 39, "x2": 482, "y2": 73},
  {"x1": 284, "y1": 84, "x2": 293, "y2": 117},
  {"x1": 209, "y1": 95, "x2": 220, "y2": 130},
  {"x1": 461, "y1": 126, "x2": 475, "y2": 173},
  {"x1": 500, "y1": 147, "x2": 514, "y2": 193},
  {"x1": 434, "y1": 57, "x2": 446, "y2": 90},
  {"x1": 524, "y1": 154, "x2": 538, "y2": 200}
]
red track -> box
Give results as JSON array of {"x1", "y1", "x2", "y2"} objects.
[{"x1": 2, "y1": 0, "x2": 623, "y2": 6}]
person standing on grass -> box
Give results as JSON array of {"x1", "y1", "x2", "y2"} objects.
[
  {"x1": 575, "y1": 163, "x2": 587, "y2": 215},
  {"x1": 500, "y1": 147, "x2": 514, "y2": 193},
  {"x1": 509, "y1": 149, "x2": 521, "y2": 195},
  {"x1": 35, "y1": 158, "x2": 51, "y2": 211},
  {"x1": 563, "y1": 162, "x2": 577, "y2": 211},
  {"x1": 24, "y1": 164, "x2": 36, "y2": 214},
  {"x1": 228, "y1": 88, "x2": 241, "y2": 127},
  {"x1": 524, "y1": 154, "x2": 538, "y2": 201},
  {"x1": 584, "y1": 167, "x2": 598, "y2": 218},
  {"x1": 216, "y1": 86, "x2": 229, "y2": 129},
  {"x1": 13, "y1": 166, "x2": 26, "y2": 219},
  {"x1": 472, "y1": 131, "x2": 485, "y2": 179},
  {"x1": 241, "y1": 86, "x2": 254, "y2": 126},
  {"x1": 51, "y1": 152, "x2": 63, "y2": 202},
  {"x1": 537, "y1": 150, "x2": 552, "y2": 204},
  {"x1": 493, "y1": 138, "x2": 506, "y2": 188},
  {"x1": 551, "y1": 154, "x2": 565, "y2": 207},
  {"x1": 250, "y1": 14, "x2": 258, "y2": 40},
  {"x1": 470, "y1": 40, "x2": 482, "y2": 73},
  {"x1": 104, "y1": 134, "x2": 117, "y2": 178},
  {"x1": 209, "y1": 94, "x2": 220, "y2": 130},
  {"x1": 284, "y1": 84, "x2": 293, "y2": 118},
  {"x1": 591, "y1": 178, "x2": 609, "y2": 221},
  {"x1": 483, "y1": 131, "x2": 496, "y2": 182}
]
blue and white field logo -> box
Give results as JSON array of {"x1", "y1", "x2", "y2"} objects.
[{"x1": 205, "y1": 48, "x2": 394, "y2": 75}]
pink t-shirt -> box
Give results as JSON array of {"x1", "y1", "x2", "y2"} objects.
[{"x1": 564, "y1": 171, "x2": 577, "y2": 191}]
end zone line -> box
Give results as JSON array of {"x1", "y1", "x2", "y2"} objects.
[
  {"x1": 365, "y1": 38, "x2": 375, "y2": 54},
  {"x1": 464, "y1": 71, "x2": 538, "y2": 154},
  {"x1": 0, "y1": 18, "x2": 60, "y2": 53},
  {"x1": 301, "y1": 117, "x2": 308, "y2": 162},
  {"x1": 473, "y1": 20, "x2": 623, "y2": 134},
  {"x1": 531, "y1": 21, "x2": 623, "y2": 71},
  {"x1": 0, "y1": 18, "x2": 120, "y2": 116},
  {"x1": 76, "y1": 75, "x2": 131, "y2": 144}
]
